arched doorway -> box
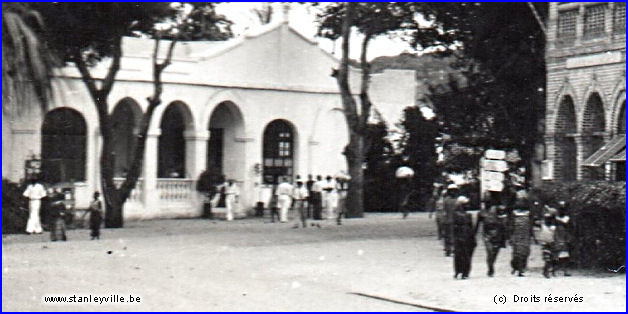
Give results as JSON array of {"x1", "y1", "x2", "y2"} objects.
[
  {"x1": 554, "y1": 96, "x2": 577, "y2": 181},
  {"x1": 263, "y1": 119, "x2": 296, "y2": 185},
  {"x1": 111, "y1": 98, "x2": 142, "y2": 177},
  {"x1": 41, "y1": 108, "x2": 87, "y2": 183},
  {"x1": 582, "y1": 93, "x2": 606, "y2": 179},
  {"x1": 207, "y1": 101, "x2": 245, "y2": 180},
  {"x1": 158, "y1": 102, "x2": 192, "y2": 178}
]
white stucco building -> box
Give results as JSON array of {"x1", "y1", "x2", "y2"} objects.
[{"x1": 2, "y1": 21, "x2": 416, "y2": 220}]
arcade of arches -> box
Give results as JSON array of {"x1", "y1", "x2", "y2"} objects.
[{"x1": 551, "y1": 92, "x2": 625, "y2": 182}]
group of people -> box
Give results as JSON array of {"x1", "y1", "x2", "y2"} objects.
[
  {"x1": 431, "y1": 183, "x2": 573, "y2": 279},
  {"x1": 270, "y1": 174, "x2": 347, "y2": 228},
  {"x1": 22, "y1": 178, "x2": 104, "y2": 241}
]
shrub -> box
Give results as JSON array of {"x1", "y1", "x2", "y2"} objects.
[
  {"x1": 2, "y1": 179, "x2": 28, "y2": 234},
  {"x1": 533, "y1": 181, "x2": 626, "y2": 270}
]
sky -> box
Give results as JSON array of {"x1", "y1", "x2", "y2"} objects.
[{"x1": 215, "y1": 2, "x2": 418, "y2": 61}]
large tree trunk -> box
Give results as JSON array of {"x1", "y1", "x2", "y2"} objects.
[
  {"x1": 345, "y1": 131, "x2": 365, "y2": 218},
  {"x1": 75, "y1": 35, "x2": 176, "y2": 228}
]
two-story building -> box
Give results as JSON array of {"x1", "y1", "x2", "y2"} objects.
[{"x1": 544, "y1": 2, "x2": 625, "y2": 182}]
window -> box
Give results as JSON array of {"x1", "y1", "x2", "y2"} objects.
[
  {"x1": 583, "y1": 4, "x2": 607, "y2": 38},
  {"x1": 557, "y1": 10, "x2": 578, "y2": 44},
  {"x1": 41, "y1": 108, "x2": 87, "y2": 183},
  {"x1": 614, "y1": 3, "x2": 626, "y2": 33},
  {"x1": 263, "y1": 120, "x2": 294, "y2": 184}
]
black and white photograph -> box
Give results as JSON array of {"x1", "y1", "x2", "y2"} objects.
[{"x1": 2, "y1": 2, "x2": 625, "y2": 312}]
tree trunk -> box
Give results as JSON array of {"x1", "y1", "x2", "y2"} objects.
[{"x1": 345, "y1": 131, "x2": 365, "y2": 218}]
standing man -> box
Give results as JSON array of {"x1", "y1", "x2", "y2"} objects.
[
  {"x1": 23, "y1": 177, "x2": 46, "y2": 234},
  {"x1": 554, "y1": 200, "x2": 572, "y2": 276},
  {"x1": 224, "y1": 180, "x2": 240, "y2": 221},
  {"x1": 323, "y1": 176, "x2": 337, "y2": 220},
  {"x1": 311, "y1": 175, "x2": 324, "y2": 221},
  {"x1": 276, "y1": 176, "x2": 293, "y2": 223},
  {"x1": 292, "y1": 180, "x2": 309, "y2": 228},
  {"x1": 306, "y1": 174, "x2": 315, "y2": 219},
  {"x1": 442, "y1": 184, "x2": 460, "y2": 256}
]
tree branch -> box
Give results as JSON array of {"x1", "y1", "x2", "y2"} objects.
[
  {"x1": 358, "y1": 33, "x2": 373, "y2": 133},
  {"x1": 335, "y1": 3, "x2": 360, "y2": 133},
  {"x1": 73, "y1": 51, "x2": 99, "y2": 102},
  {"x1": 100, "y1": 35, "x2": 122, "y2": 97}
]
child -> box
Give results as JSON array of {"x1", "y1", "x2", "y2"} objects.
[
  {"x1": 89, "y1": 192, "x2": 103, "y2": 240},
  {"x1": 50, "y1": 190, "x2": 67, "y2": 242},
  {"x1": 537, "y1": 212, "x2": 557, "y2": 278}
]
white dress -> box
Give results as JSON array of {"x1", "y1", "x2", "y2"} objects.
[
  {"x1": 275, "y1": 182, "x2": 293, "y2": 222},
  {"x1": 225, "y1": 183, "x2": 240, "y2": 221},
  {"x1": 324, "y1": 180, "x2": 338, "y2": 219},
  {"x1": 23, "y1": 183, "x2": 46, "y2": 234}
]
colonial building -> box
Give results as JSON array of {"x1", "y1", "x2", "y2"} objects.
[
  {"x1": 544, "y1": 2, "x2": 625, "y2": 182},
  {"x1": 2, "y1": 21, "x2": 416, "y2": 219}
]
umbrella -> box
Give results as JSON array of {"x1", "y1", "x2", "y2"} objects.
[{"x1": 395, "y1": 166, "x2": 415, "y2": 178}]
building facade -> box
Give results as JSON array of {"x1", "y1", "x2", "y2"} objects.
[
  {"x1": 2, "y1": 22, "x2": 416, "y2": 219},
  {"x1": 544, "y1": 2, "x2": 625, "y2": 182}
]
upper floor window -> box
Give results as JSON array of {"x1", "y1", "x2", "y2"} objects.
[
  {"x1": 583, "y1": 4, "x2": 607, "y2": 39},
  {"x1": 614, "y1": 2, "x2": 626, "y2": 33},
  {"x1": 557, "y1": 10, "x2": 578, "y2": 44}
]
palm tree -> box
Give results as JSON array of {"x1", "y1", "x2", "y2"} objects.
[{"x1": 2, "y1": 3, "x2": 57, "y2": 115}]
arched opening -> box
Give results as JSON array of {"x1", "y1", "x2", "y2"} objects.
[
  {"x1": 111, "y1": 98, "x2": 142, "y2": 177},
  {"x1": 158, "y1": 102, "x2": 192, "y2": 178},
  {"x1": 207, "y1": 101, "x2": 245, "y2": 180},
  {"x1": 263, "y1": 119, "x2": 296, "y2": 185},
  {"x1": 582, "y1": 93, "x2": 606, "y2": 179},
  {"x1": 41, "y1": 108, "x2": 87, "y2": 183},
  {"x1": 554, "y1": 96, "x2": 577, "y2": 181}
]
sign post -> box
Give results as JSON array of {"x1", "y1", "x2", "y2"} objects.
[{"x1": 480, "y1": 149, "x2": 508, "y2": 209}]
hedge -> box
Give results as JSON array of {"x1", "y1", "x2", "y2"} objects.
[
  {"x1": 532, "y1": 181, "x2": 625, "y2": 270},
  {"x1": 2, "y1": 179, "x2": 29, "y2": 234}
]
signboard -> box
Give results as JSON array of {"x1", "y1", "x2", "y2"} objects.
[
  {"x1": 484, "y1": 180, "x2": 505, "y2": 192},
  {"x1": 483, "y1": 170, "x2": 505, "y2": 181},
  {"x1": 483, "y1": 159, "x2": 509, "y2": 172},
  {"x1": 484, "y1": 149, "x2": 506, "y2": 160}
]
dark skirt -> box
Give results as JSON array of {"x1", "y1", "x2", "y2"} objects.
[{"x1": 51, "y1": 217, "x2": 67, "y2": 241}]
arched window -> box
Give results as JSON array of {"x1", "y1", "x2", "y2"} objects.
[
  {"x1": 158, "y1": 104, "x2": 187, "y2": 178},
  {"x1": 582, "y1": 93, "x2": 606, "y2": 179},
  {"x1": 554, "y1": 96, "x2": 577, "y2": 181},
  {"x1": 41, "y1": 108, "x2": 87, "y2": 183},
  {"x1": 263, "y1": 120, "x2": 294, "y2": 184},
  {"x1": 111, "y1": 99, "x2": 141, "y2": 177}
]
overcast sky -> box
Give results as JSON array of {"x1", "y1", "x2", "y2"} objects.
[{"x1": 215, "y1": 2, "x2": 417, "y2": 61}]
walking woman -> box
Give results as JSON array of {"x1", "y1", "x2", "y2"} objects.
[
  {"x1": 23, "y1": 177, "x2": 47, "y2": 234},
  {"x1": 475, "y1": 191, "x2": 508, "y2": 277},
  {"x1": 510, "y1": 194, "x2": 533, "y2": 277},
  {"x1": 453, "y1": 195, "x2": 475, "y2": 279}
]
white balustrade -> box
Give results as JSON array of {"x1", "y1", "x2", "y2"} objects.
[{"x1": 156, "y1": 178, "x2": 195, "y2": 202}]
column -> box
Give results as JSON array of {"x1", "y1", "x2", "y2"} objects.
[
  {"x1": 184, "y1": 129, "x2": 210, "y2": 180},
  {"x1": 574, "y1": 134, "x2": 585, "y2": 181},
  {"x1": 143, "y1": 129, "x2": 161, "y2": 211},
  {"x1": 576, "y1": 5, "x2": 585, "y2": 45},
  {"x1": 544, "y1": 134, "x2": 556, "y2": 180}
]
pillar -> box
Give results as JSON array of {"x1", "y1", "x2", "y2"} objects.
[
  {"x1": 574, "y1": 134, "x2": 585, "y2": 181},
  {"x1": 143, "y1": 129, "x2": 160, "y2": 210},
  {"x1": 184, "y1": 129, "x2": 210, "y2": 180}
]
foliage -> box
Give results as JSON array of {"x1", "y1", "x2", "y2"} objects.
[
  {"x1": 533, "y1": 181, "x2": 626, "y2": 270},
  {"x1": 2, "y1": 180, "x2": 28, "y2": 234},
  {"x1": 399, "y1": 106, "x2": 440, "y2": 208},
  {"x1": 364, "y1": 122, "x2": 398, "y2": 212},
  {"x1": 426, "y1": 2, "x2": 547, "y2": 177},
  {"x1": 316, "y1": 2, "x2": 458, "y2": 217},
  {"x1": 2, "y1": 3, "x2": 58, "y2": 114}
]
